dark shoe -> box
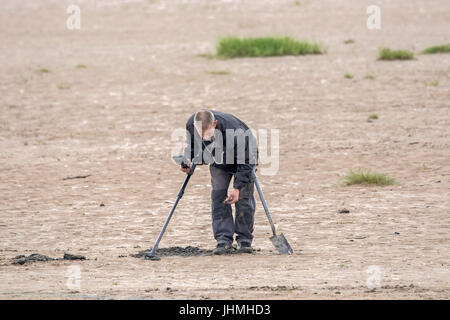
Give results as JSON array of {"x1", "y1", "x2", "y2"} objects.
[
  {"x1": 212, "y1": 243, "x2": 232, "y2": 255},
  {"x1": 237, "y1": 242, "x2": 253, "y2": 254}
]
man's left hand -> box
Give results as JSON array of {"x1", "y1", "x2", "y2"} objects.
[{"x1": 223, "y1": 189, "x2": 240, "y2": 204}]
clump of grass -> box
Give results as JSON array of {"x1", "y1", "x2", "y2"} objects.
[
  {"x1": 216, "y1": 36, "x2": 325, "y2": 58},
  {"x1": 36, "y1": 68, "x2": 51, "y2": 74},
  {"x1": 206, "y1": 70, "x2": 231, "y2": 75},
  {"x1": 368, "y1": 113, "x2": 379, "y2": 120},
  {"x1": 202, "y1": 2, "x2": 216, "y2": 10},
  {"x1": 344, "y1": 72, "x2": 353, "y2": 79},
  {"x1": 76, "y1": 64, "x2": 87, "y2": 69},
  {"x1": 294, "y1": 1, "x2": 301, "y2": 6},
  {"x1": 57, "y1": 83, "x2": 71, "y2": 90},
  {"x1": 345, "y1": 169, "x2": 396, "y2": 186},
  {"x1": 423, "y1": 44, "x2": 450, "y2": 54},
  {"x1": 344, "y1": 39, "x2": 355, "y2": 44},
  {"x1": 377, "y1": 47, "x2": 414, "y2": 60},
  {"x1": 417, "y1": 163, "x2": 427, "y2": 171},
  {"x1": 364, "y1": 71, "x2": 376, "y2": 79},
  {"x1": 197, "y1": 53, "x2": 219, "y2": 60},
  {"x1": 424, "y1": 80, "x2": 439, "y2": 87}
]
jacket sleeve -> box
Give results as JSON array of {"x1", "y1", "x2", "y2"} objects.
[
  {"x1": 183, "y1": 120, "x2": 195, "y2": 162},
  {"x1": 183, "y1": 117, "x2": 204, "y2": 164},
  {"x1": 232, "y1": 133, "x2": 258, "y2": 190}
]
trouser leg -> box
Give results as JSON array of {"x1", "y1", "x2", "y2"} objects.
[
  {"x1": 234, "y1": 175, "x2": 256, "y2": 245},
  {"x1": 209, "y1": 165, "x2": 234, "y2": 245}
]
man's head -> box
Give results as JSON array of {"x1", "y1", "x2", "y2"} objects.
[{"x1": 194, "y1": 110, "x2": 218, "y2": 141}]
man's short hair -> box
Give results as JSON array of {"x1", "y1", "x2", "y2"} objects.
[{"x1": 194, "y1": 110, "x2": 215, "y2": 130}]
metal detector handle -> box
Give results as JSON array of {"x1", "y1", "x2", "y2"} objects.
[
  {"x1": 177, "y1": 162, "x2": 197, "y2": 197},
  {"x1": 252, "y1": 168, "x2": 277, "y2": 236}
]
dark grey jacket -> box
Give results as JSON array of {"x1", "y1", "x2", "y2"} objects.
[{"x1": 184, "y1": 110, "x2": 258, "y2": 190}]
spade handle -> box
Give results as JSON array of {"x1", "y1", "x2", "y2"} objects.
[{"x1": 252, "y1": 169, "x2": 277, "y2": 236}]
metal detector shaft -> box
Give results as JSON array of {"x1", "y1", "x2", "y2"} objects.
[
  {"x1": 147, "y1": 162, "x2": 197, "y2": 258},
  {"x1": 252, "y1": 169, "x2": 277, "y2": 236}
]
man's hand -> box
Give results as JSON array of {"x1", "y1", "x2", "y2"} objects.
[
  {"x1": 223, "y1": 189, "x2": 239, "y2": 204},
  {"x1": 179, "y1": 163, "x2": 191, "y2": 174}
]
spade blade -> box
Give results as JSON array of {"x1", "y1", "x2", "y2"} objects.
[{"x1": 270, "y1": 233, "x2": 294, "y2": 255}]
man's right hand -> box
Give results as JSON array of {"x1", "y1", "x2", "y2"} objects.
[{"x1": 180, "y1": 164, "x2": 191, "y2": 174}]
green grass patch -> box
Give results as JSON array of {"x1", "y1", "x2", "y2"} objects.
[
  {"x1": 364, "y1": 71, "x2": 376, "y2": 79},
  {"x1": 344, "y1": 72, "x2": 353, "y2": 79},
  {"x1": 423, "y1": 44, "x2": 450, "y2": 54},
  {"x1": 216, "y1": 36, "x2": 325, "y2": 58},
  {"x1": 424, "y1": 80, "x2": 439, "y2": 87},
  {"x1": 206, "y1": 70, "x2": 231, "y2": 75},
  {"x1": 345, "y1": 169, "x2": 396, "y2": 186},
  {"x1": 368, "y1": 113, "x2": 379, "y2": 120},
  {"x1": 36, "y1": 68, "x2": 51, "y2": 74},
  {"x1": 344, "y1": 39, "x2": 355, "y2": 44},
  {"x1": 203, "y1": 4, "x2": 216, "y2": 10},
  {"x1": 417, "y1": 163, "x2": 427, "y2": 171},
  {"x1": 197, "y1": 53, "x2": 219, "y2": 60},
  {"x1": 76, "y1": 64, "x2": 87, "y2": 69},
  {"x1": 57, "y1": 83, "x2": 71, "y2": 90},
  {"x1": 377, "y1": 47, "x2": 414, "y2": 60}
]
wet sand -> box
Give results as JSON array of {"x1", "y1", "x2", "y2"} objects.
[{"x1": 0, "y1": 0, "x2": 449, "y2": 299}]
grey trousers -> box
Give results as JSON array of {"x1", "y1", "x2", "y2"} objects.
[{"x1": 209, "y1": 165, "x2": 256, "y2": 246}]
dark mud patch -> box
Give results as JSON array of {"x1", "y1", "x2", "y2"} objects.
[
  {"x1": 12, "y1": 253, "x2": 86, "y2": 265},
  {"x1": 248, "y1": 285, "x2": 300, "y2": 292},
  {"x1": 132, "y1": 245, "x2": 259, "y2": 259},
  {"x1": 62, "y1": 174, "x2": 91, "y2": 180},
  {"x1": 12, "y1": 254, "x2": 54, "y2": 265},
  {"x1": 63, "y1": 253, "x2": 86, "y2": 260},
  {"x1": 132, "y1": 246, "x2": 212, "y2": 258}
]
